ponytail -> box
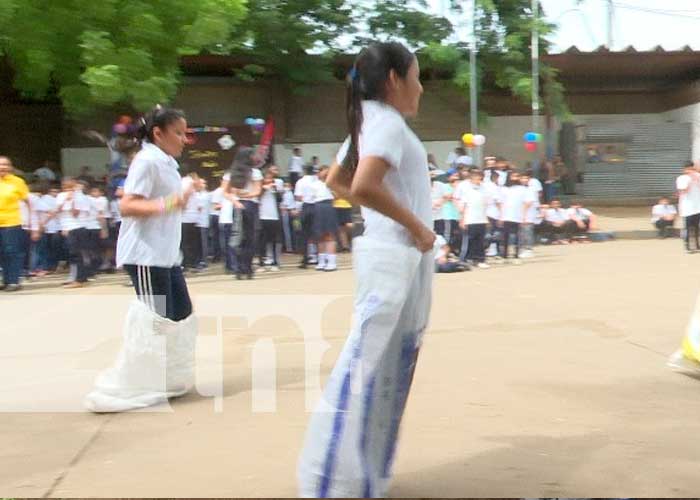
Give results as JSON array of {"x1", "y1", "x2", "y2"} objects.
[
  {"x1": 341, "y1": 42, "x2": 415, "y2": 174},
  {"x1": 136, "y1": 105, "x2": 186, "y2": 145}
]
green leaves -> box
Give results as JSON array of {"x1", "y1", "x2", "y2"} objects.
[{"x1": 2, "y1": 0, "x2": 247, "y2": 116}]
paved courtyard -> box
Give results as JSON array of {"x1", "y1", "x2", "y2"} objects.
[{"x1": 2, "y1": 238, "x2": 700, "y2": 497}]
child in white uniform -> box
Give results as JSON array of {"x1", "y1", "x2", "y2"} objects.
[
  {"x1": 85, "y1": 107, "x2": 197, "y2": 413},
  {"x1": 298, "y1": 42, "x2": 435, "y2": 498}
]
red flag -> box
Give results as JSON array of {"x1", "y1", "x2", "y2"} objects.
[{"x1": 256, "y1": 116, "x2": 275, "y2": 166}]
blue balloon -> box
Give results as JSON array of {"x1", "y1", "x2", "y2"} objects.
[
  {"x1": 245, "y1": 117, "x2": 255, "y2": 126},
  {"x1": 524, "y1": 132, "x2": 537, "y2": 142}
]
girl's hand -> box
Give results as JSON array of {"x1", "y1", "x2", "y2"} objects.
[{"x1": 412, "y1": 224, "x2": 436, "y2": 253}]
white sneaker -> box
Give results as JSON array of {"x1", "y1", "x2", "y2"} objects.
[
  {"x1": 519, "y1": 250, "x2": 535, "y2": 259},
  {"x1": 268, "y1": 266, "x2": 280, "y2": 272},
  {"x1": 477, "y1": 262, "x2": 490, "y2": 269},
  {"x1": 510, "y1": 258, "x2": 523, "y2": 265}
]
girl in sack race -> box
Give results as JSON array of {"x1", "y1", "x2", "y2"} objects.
[
  {"x1": 297, "y1": 41, "x2": 437, "y2": 498},
  {"x1": 84, "y1": 106, "x2": 199, "y2": 413}
]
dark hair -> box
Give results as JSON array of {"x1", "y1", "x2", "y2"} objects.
[
  {"x1": 136, "y1": 106, "x2": 186, "y2": 144},
  {"x1": 228, "y1": 147, "x2": 257, "y2": 189},
  {"x1": 343, "y1": 42, "x2": 415, "y2": 172},
  {"x1": 684, "y1": 161, "x2": 694, "y2": 169},
  {"x1": 505, "y1": 171, "x2": 521, "y2": 187}
]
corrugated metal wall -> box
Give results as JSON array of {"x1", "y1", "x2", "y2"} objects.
[{"x1": 578, "y1": 115, "x2": 692, "y2": 199}]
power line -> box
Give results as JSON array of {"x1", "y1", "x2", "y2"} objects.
[{"x1": 611, "y1": 1, "x2": 700, "y2": 20}]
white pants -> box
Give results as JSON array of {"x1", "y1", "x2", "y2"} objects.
[
  {"x1": 84, "y1": 300, "x2": 197, "y2": 413},
  {"x1": 298, "y1": 236, "x2": 434, "y2": 498}
]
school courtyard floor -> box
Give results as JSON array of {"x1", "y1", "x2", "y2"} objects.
[{"x1": 3, "y1": 226, "x2": 700, "y2": 497}]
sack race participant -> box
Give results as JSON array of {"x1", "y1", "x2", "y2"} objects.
[
  {"x1": 84, "y1": 107, "x2": 198, "y2": 413},
  {"x1": 297, "y1": 42, "x2": 436, "y2": 498},
  {"x1": 668, "y1": 292, "x2": 700, "y2": 374}
]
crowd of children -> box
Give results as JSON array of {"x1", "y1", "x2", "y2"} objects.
[
  {"x1": 0, "y1": 148, "x2": 610, "y2": 288},
  {"x1": 430, "y1": 156, "x2": 598, "y2": 272}
]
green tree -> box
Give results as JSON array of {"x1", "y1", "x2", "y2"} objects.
[
  {"x1": 222, "y1": 0, "x2": 354, "y2": 88},
  {"x1": 0, "y1": 0, "x2": 247, "y2": 116},
  {"x1": 423, "y1": 0, "x2": 571, "y2": 120}
]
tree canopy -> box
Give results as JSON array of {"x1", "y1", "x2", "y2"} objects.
[{"x1": 0, "y1": 0, "x2": 570, "y2": 119}]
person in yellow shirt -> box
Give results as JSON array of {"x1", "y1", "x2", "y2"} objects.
[
  {"x1": 0, "y1": 156, "x2": 30, "y2": 291},
  {"x1": 333, "y1": 196, "x2": 353, "y2": 252}
]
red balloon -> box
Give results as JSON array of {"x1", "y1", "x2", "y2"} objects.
[{"x1": 525, "y1": 142, "x2": 537, "y2": 152}]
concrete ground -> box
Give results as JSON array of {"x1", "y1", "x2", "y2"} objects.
[{"x1": 2, "y1": 238, "x2": 700, "y2": 498}]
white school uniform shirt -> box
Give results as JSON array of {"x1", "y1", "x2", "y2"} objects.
[
  {"x1": 294, "y1": 175, "x2": 319, "y2": 204},
  {"x1": 431, "y1": 181, "x2": 446, "y2": 221},
  {"x1": 110, "y1": 198, "x2": 122, "y2": 223},
  {"x1": 483, "y1": 182, "x2": 502, "y2": 221},
  {"x1": 497, "y1": 170, "x2": 508, "y2": 186},
  {"x1": 181, "y1": 189, "x2": 200, "y2": 224},
  {"x1": 545, "y1": 208, "x2": 569, "y2": 224},
  {"x1": 240, "y1": 168, "x2": 263, "y2": 203},
  {"x1": 55, "y1": 190, "x2": 90, "y2": 232},
  {"x1": 209, "y1": 187, "x2": 223, "y2": 216},
  {"x1": 676, "y1": 174, "x2": 700, "y2": 217},
  {"x1": 652, "y1": 204, "x2": 677, "y2": 223},
  {"x1": 42, "y1": 194, "x2": 59, "y2": 234},
  {"x1": 288, "y1": 155, "x2": 304, "y2": 174},
  {"x1": 196, "y1": 191, "x2": 211, "y2": 228},
  {"x1": 281, "y1": 189, "x2": 296, "y2": 211},
  {"x1": 337, "y1": 100, "x2": 431, "y2": 246},
  {"x1": 259, "y1": 179, "x2": 284, "y2": 221},
  {"x1": 312, "y1": 180, "x2": 334, "y2": 203},
  {"x1": 461, "y1": 184, "x2": 488, "y2": 225},
  {"x1": 525, "y1": 178, "x2": 543, "y2": 224},
  {"x1": 116, "y1": 142, "x2": 183, "y2": 268},
  {"x1": 219, "y1": 195, "x2": 234, "y2": 225},
  {"x1": 455, "y1": 154, "x2": 473, "y2": 167},
  {"x1": 567, "y1": 207, "x2": 592, "y2": 222},
  {"x1": 85, "y1": 195, "x2": 106, "y2": 230},
  {"x1": 501, "y1": 185, "x2": 535, "y2": 223},
  {"x1": 21, "y1": 193, "x2": 40, "y2": 231}
]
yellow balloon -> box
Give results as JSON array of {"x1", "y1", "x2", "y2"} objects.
[{"x1": 462, "y1": 133, "x2": 474, "y2": 145}]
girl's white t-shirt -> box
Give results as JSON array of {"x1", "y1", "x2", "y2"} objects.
[
  {"x1": 545, "y1": 208, "x2": 569, "y2": 224},
  {"x1": 280, "y1": 189, "x2": 296, "y2": 210},
  {"x1": 337, "y1": 101, "x2": 432, "y2": 246},
  {"x1": 676, "y1": 174, "x2": 700, "y2": 217},
  {"x1": 55, "y1": 190, "x2": 90, "y2": 232},
  {"x1": 312, "y1": 180, "x2": 334, "y2": 203},
  {"x1": 483, "y1": 182, "x2": 502, "y2": 220},
  {"x1": 181, "y1": 186, "x2": 201, "y2": 224},
  {"x1": 219, "y1": 196, "x2": 234, "y2": 224},
  {"x1": 461, "y1": 184, "x2": 488, "y2": 225},
  {"x1": 42, "y1": 194, "x2": 60, "y2": 234},
  {"x1": 116, "y1": 142, "x2": 183, "y2": 268},
  {"x1": 431, "y1": 181, "x2": 446, "y2": 221},
  {"x1": 525, "y1": 178, "x2": 543, "y2": 223},
  {"x1": 652, "y1": 204, "x2": 677, "y2": 222},
  {"x1": 209, "y1": 187, "x2": 223, "y2": 216},
  {"x1": 259, "y1": 179, "x2": 283, "y2": 221},
  {"x1": 501, "y1": 185, "x2": 536, "y2": 223},
  {"x1": 196, "y1": 191, "x2": 211, "y2": 228}
]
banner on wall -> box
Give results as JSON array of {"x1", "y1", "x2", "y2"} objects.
[{"x1": 180, "y1": 125, "x2": 257, "y2": 185}]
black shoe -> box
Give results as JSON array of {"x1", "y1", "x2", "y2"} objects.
[
  {"x1": 0, "y1": 285, "x2": 6, "y2": 291},
  {"x1": 246, "y1": 273, "x2": 254, "y2": 280},
  {"x1": 298, "y1": 262, "x2": 308, "y2": 269},
  {"x1": 236, "y1": 274, "x2": 243, "y2": 280}
]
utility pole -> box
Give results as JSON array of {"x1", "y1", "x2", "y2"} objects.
[
  {"x1": 531, "y1": 0, "x2": 539, "y2": 135},
  {"x1": 607, "y1": 0, "x2": 614, "y2": 49},
  {"x1": 470, "y1": 0, "x2": 480, "y2": 166}
]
